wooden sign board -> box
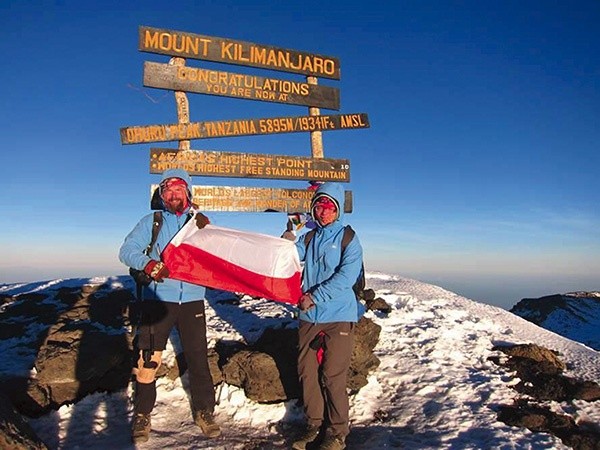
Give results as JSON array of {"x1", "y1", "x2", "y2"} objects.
[
  {"x1": 143, "y1": 61, "x2": 340, "y2": 110},
  {"x1": 139, "y1": 26, "x2": 341, "y2": 80},
  {"x1": 149, "y1": 185, "x2": 352, "y2": 213},
  {"x1": 150, "y1": 148, "x2": 350, "y2": 182},
  {"x1": 121, "y1": 113, "x2": 369, "y2": 144}
]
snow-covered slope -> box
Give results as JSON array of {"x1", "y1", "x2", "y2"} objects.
[{"x1": 1, "y1": 273, "x2": 598, "y2": 449}]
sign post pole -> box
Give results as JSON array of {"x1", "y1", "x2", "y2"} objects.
[
  {"x1": 170, "y1": 57, "x2": 191, "y2": 151},
  {"x1": 307, "y1": 76, "x2": 324, "y2": 159}
]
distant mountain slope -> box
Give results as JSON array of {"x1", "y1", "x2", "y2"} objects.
[{"x1": 510, "y1": 292, "x2": 600, "y2": 351}]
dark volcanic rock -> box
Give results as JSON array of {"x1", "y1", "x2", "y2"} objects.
[
  {"x1": 499, "y1": 400, "x2": 600, "y2": 450},
  {"x1": 0, "y1": 390, "x2": 47, "y2": 449},
  {"x1": 496, "y1": 343, "x2": 566, "y2": 371},
  {"x1": 224, "y1": 349, "x2": 291, "y2": 403},
  {"x1": 8, "y1": 284, "x2": 134, "y2": 417},
  {"x1": 493, "y1": 343, "x2": 600, "y2": 402},
  {"x1": 495, "y1": 343, "x2": 600, "y2": 448},
  {"x1": 366, "y1": 297, "x2": 392, "y2": 314},
  {"x1": 348, "y1": 316, "x2": 381, "y2": 392},
  {"x1": 511, "y1": 294, "x2": 568, "y2": 323},
  {"x1": 221, "y1": 317, "x2": 381, "y2": 402}
]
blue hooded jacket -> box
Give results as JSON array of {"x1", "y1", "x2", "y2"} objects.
[
  {"x1": 295, "y1": 182, "x2": 364, "y2": 323},
  {"x1": 119, "y1": 169, "x2": 207, "y2": 302}
]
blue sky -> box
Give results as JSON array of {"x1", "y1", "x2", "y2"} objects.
[{"x1": 1, "y1": 1, "x2": 598, "y2": 309}]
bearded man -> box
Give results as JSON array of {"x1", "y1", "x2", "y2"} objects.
[{"x1": 119, "y1": 169, "x2": 219, "y2": 443}]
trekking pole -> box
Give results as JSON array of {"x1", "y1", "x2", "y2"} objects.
[{"x1": 130, "y1": 281, "x2": 143, "y2": 343}]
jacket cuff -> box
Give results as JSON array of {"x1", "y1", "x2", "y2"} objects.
[{"x1": 310, "y1": 289, "x2": 323, "y2": 303}]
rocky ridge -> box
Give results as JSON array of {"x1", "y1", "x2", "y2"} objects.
[{"x1": 511, "y1": 292, "x2": 600, "y2": 351}]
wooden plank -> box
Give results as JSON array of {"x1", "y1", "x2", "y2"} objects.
[
  {"x1": 143, "y1": 61, "x2": 340, "y2": 110},
  {"x1": 139, "y1": 26, "x2": 341, "y2": 80},
  {"x1": 151, "y1": 184, "x2": 353, "y2": 213},
  {"x1": 121, "y1": 113, "x2": 369, "y2": 144},
  {"x1": 149, "y1": 148, "x2": 350, "y2": 181}
]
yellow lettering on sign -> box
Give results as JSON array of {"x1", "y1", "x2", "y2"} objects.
[
  {"x1": 204, "y1": 120, "x2": 258, "y2": 137},
  {"x1": 255, "y1": 90, "x2": 275, "y2": 100},
  {"x1": 175, "y1": 65, "x2": 313, "y2": 99},
  {"x1": 144, "y1": 30, "x2": 211, "y2": 56},
  {"x1": 259, "y1": 118, "x2": 294, "y2": 133},
  {"x1": 239, "y1": 165, "x2": 264, "y2": 176},
  {"x1": 126, "y1": 126, "x2": 167, "y2": 143},
  {"x1": 262, "y1": 79, "x2": 309, "y2": 95},
  {"x1": 340, "y1": 114, "x2": 366, "y2": 128},
  {"x1": 307, "y1": 169, "x2": 346, "y2": 180},
  {"x1": 291, "y1": 190, "x2": 314, "y2": 199},
  {"x1": 265, "y1": 167, "x2": 305, "y2": 177},
  {"x1": 276, "y1": 158, "x2": 312, "y2": 169},
  {"x1": 231, "y1": 87, "x2": 251, "y2": 97},
  {"x1": 217, "y1": 42, "x2": 336, "y2": 77},
  {"x1": 252, "y1": 47, "x2": 267, "y2": 64}
]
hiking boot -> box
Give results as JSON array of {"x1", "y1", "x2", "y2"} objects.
[
  {"x1": 193, "y1": 410, "x2": 221, "y2": 438},
  {"x1": 318, "y1": 430, "x2": 345, "y2": 450},
  {"x1": 291, "y1": 424, "x2": 320, "y2": 450},
  {"x1": 131, "y1": 413, "x2": 151, "y2": 443}
]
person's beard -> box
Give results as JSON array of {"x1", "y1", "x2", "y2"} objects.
[{"x1": 164, "y1": 197, "x2": 188, "y2": 214}]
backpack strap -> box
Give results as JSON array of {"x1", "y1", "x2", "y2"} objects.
[
  {"x1": 183, "y1": 211, "x2": 194, "y2": 226},
  {"x1": 342, "y1": 226, "x2": 365, "y2": 296},
  {"x1": 303, "y1": 226, "x2": 355, "y2": 252},
  {"x1": 341, "y1": 226, "x2": 355, "y2": 251},
  {"x1": 144, "y1": 210, "x2": 191, "y2": 255},
  {"x1": 144, "y1": 211, "x2": 163, "y2": 255},
  {"x1": 303, "y1": 229, "x2": 316, "y2": 247}
]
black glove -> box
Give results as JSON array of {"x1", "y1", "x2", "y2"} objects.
[
  {"x1": 195, "y1": 212, "x2": 210, "y2": 229},
  {"x1": 144, "y1": 260, "x2": 170, "y2": 282}
]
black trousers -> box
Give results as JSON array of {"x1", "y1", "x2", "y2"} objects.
[{"x1": 135, "y1": 300, "x2": 215, "y2": 414}]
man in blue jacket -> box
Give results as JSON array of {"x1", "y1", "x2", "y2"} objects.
[
  {"x1": 119, "y1": 168, "x2": 219, "y2": 443},
  {"x1": 284, "y1": 182, "x2": 363, "y2": 450}
]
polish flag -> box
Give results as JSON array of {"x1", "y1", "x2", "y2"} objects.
[{"x1": 162, "y1": 222, "x2": 301, "y2": 304}]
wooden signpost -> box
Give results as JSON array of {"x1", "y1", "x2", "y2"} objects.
[
  {"x1": 151, "y1": 184, "x2": 353, "y2": 213},
  {"x1": 139, "y1": 26, "x2": 341, "y2": 79},
  {"x1": 143, "y1": 61, "x2": 340, "y2": 109},
  {"x1": 121, "y1": 26, "x2": 370, "y2": 213},
  {"x1": 150, "y1": 148, "x2": 350, "y2": 181},
  {"x1": 120, "y1": 113, "x2": 369, "y2": 144}
]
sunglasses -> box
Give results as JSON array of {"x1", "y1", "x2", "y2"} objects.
[
  {"x1": 160, "y1": 178, "x2": 187, "y2": 192},
  {"x1": 314, "y1": 197, "x2": 337, "y2": 210}
]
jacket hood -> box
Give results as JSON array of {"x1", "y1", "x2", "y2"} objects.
[
  {"x1": 310, "y1": 182, "x2": 345, "y2": 223},
  {"x1": 160, "y1": 168, "x2": 192, "y2": 190}
]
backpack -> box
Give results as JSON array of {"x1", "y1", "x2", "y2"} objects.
[
  {"x1": 303, "y1": 225, "x2": 366, "y2": 298},
  {"x1": 129, "y1": 211, "x2": 163, "y2": 291}
]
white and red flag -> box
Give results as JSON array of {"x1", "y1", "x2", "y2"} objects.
[{"x1": 162, "y1": 222, "x2": 301, "y2": 304}]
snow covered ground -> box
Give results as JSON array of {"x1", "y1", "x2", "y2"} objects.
[{"x1": 2, "y1": 273, "x2": 599, "y2": 449}]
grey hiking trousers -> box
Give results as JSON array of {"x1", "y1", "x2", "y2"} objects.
[{"x1": 298, "y1": 320, "x2": 355, "y2": 439}]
